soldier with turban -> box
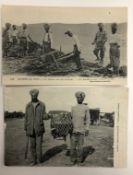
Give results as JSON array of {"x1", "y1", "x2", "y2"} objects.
[
  {"x1": 42, "y1": 23, "x2": 53, "y2": 53},
  {"x1": 92, "y1": 23, "x2": 107, "y2": 63},
  {"x1": 65, "y1": 30, "x2": 82, "y2": 70},
  {"x1": 2, "y1": 23, "x2": 12, "y2": 57},
  {"x1": 24, "y1": 89, "x2": 46, "y2": 165},
  {"x1": 68, "y1": 91, "x2": 90, "y2": 165},
  {"x1": 18, "y1": 23, "x2": 33, "y2": 57},
  {"x1": 108, "y1": 23, "x2": 121, "y2": 75}
]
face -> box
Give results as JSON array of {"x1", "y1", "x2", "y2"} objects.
[
  {"x1": 111, "y1": 26, "x2": 117, "y2": 34},
  {"x1": 6, "y1": 23, "x2": 11, "y2": 29},
  {"x1": 23, "y1": 24, "x2": 27, "y2": 29},
  {"x1": 76, "y1": 96, "x2": 84, "y2": 104},
  {"x1": 13, "y1": 25, "x2": 16, "y2": 30},
  {"x1": 99, "y1": 25, "x2": 103, "y2": 31},
  {"x1": 31, "y1": 93, "x2": 38, "y2": 102}
]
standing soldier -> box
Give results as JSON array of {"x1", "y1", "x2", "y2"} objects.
[
  {"x1": 11, "y1": 25, "x2": 18, "y2": 46},
  {"x1": 42, "y1": 23, "x2": 53, "y2": 53},
  {"x1": 24, "y1": 89, "x2": 46, "y2": 166},
  {"x1": 68, "y1": 91, "x2": 90, "y2": 165},
  {"x1": 92, "y1": 23, "x2": 107, "y2": 63},
  {"x1": 2, "y1": 23, "x2": 12, "y2": 57},
  {"x1": 65, "y1": 30, "x2": 82, "y2": 70},
  {"x1": 109, "y1": 23, "x2": 121, "y2": 75},
  {"x1": 18, "y1": 23, "x2": 32, "y2": 57}
]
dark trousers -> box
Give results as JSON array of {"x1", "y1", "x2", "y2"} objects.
[
  {"x1": 73, "y1": 52, "x2": 82, "y2": 69},
  {"x1": 29, "y1": 130, "x2": 43, "y2": 164},
  {"x1": 93, "y1": 47, "x2": 105, "y2": 60},
  {"x1": 43, "y1": 42, "x2": 51, "y2": 53},
  {"x1": 20, "y1": 37, "x2": 27, "y2": 56},
  {"x1": 70, "y1": 132, "x2": 84, "y2": 163}
]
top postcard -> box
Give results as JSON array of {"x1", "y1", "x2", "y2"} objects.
[{"x1": 2, "y1": 6, "x2": 127, "y2": 85}]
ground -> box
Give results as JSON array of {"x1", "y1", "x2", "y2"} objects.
[{"x1": 5, "y1": 118, "x2": 113, "y2": 167}]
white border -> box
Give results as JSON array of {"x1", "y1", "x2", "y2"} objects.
[{"x1": 0, "y1": 0, "x2": 133, "y2": 175}]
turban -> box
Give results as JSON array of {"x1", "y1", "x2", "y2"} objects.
[
  {"x1": 43, "y1": 23, "x2": 50, "y2": 30},
  {"x1": 22, "y1": 23, "x2": 27, "y2": 27},
  {"x1": 111, "y1": 23, "x2": 117, "y2": 28},
  {"x1": 98, "y1": 23, "x2": 104, "y2": 27},
  {"x1": 75, "y1": 91, "x2": 85, "y2": 99},
  {"x1": 5, "y1": 23, "x2": 11, "y2": 27},
  {"x1": 64, "y1": 30, "x2": 72, "y2": 35},
  {"x1": 30, "y1": 89, "x2": 39, "y2": 96}
]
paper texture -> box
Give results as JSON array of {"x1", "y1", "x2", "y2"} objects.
[
  {"x1": 3, "y1": 86, "x2": 128, "y2": 167},
  {"x1": 2, "y1": 6, "x2": 127, "y2": 85}
]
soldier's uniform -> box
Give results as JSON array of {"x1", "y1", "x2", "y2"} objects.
[
  {"x1": 70, "y1": 92, "x2": 90, "y2": 164},
  {"x1": 24, "y1": 89, "x2": 46, "y2": 165},
  {"x1": 42, "y1": 24, "x2": 53, "y2": 53},
  {"x1": 2, "y1": 23, "x2": 12, "y2": 57},
  {"x1": 12, "y1": 28, "x2": 18, "y2": 45},
  {"x1": 93, "y1": 24, "x2": 107, "y2": 62},
  {"x1": 65, "y1": 30, "x2": 82, "y2": 70},
  {"x1": 43, "y1": 31, "x2": 53, "y2": 53},
  {"x1": 18, "y1": 24, "x2": 30, "y2": 56},
  {"x1": 72, "y1": 34, "x2": 82, "y2": 70},
  {"x1": 109, "y1": 24, "x2": 121, "y2": 75}
]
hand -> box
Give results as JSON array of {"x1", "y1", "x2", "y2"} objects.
[{"x1": 85, "y1": 129, "x2": 89, "y2": 136}]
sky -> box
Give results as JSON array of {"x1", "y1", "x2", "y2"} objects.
[
  {"x1": 2, "y1": 6, "x2": 127, "y2": 26},
  {"x1": 4, "y1": 86, "x2": 128, "y2": 114}
]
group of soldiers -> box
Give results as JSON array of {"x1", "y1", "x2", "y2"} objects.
[
  {"x1": 2, "y1": 23, "x2": 52, "y2": 58},
  {"x1": 92, "y1": 22, "x2": 121, "y2": 75},
  {"x1": 2, "y1": 22, "x2": 121, "y2": 74},
  {"x1": 2, "y1": 23, "x2": 32, "y2": 57},
  {"x1": 24, "y1": 89, "x2": 90, "y2": 166}
]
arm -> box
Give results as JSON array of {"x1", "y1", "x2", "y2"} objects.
[
  {"x1": 84, "y1": 108, "x2": 90, "y2": 136},
  {"x1": 49, "y1": 33, "x2": 53, "y2": 48},
  {"x1": 103, "y1": 31, "x2": 107, "y2": 43},
  {"x1": 42, "y1": 103, "x2": 48, "y2": 120},
  {"x1": 28, "y1": 34, "x2": 34, "y2": 42},
  {"x1": 24, "y1": 106, "x2": 28, "y2": 131},
  {"x1": 92, "y1": 33, "x2": 97, "y2": 45},
  {"x1": 85, "y1": 109, "x2": 90, "y2": 130}
]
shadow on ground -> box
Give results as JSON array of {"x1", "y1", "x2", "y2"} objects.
[
  {"x1": 42, "y1": 144, "x2": 67, "y2": 162},
  {"x1": 42, "y1": 144, "x2": 95, "y2": 163},
  {"x1": 82, "y1": 146, "x2": 95, "y2": 162}
]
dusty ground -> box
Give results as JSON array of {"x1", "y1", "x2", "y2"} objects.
[
  {"x1": 2, "y1": 56, "x2": 127, "y2": 78},
  {"x1": 5, "y1": 118, "x2": 113, "y2": 167}
]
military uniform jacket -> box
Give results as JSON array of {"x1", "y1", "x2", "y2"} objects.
[{"x1": 24, "y1": 101, "x2": 45, "y2": 136}]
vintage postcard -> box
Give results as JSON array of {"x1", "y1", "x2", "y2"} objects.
[
  {"x1": 4, "y1": 86, "x2": 128, "y2": 167},
  {"x1": 2, "y1": 6, "x2": 127, "y2": 85}
]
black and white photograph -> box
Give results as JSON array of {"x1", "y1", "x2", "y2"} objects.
[
  {"x1": 4, "y1": 86, "x2": 128, "y2": 167},
  {"x1": 2, "y1": 6, "x2": 127, "y2": 85}
]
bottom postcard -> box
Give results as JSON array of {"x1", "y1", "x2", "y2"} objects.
[{"x1": 3, "y1": 86, "x2": 128, "y2": 167}]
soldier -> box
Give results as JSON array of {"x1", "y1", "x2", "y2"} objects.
[
  {"x1": 65, "y1": 30, "x2": 82, "y2": 70},
  {"x1": 69, "y1": 91, "x2": 90, "y2": 165},
  {"x1": 2, "y1": 23, "x2": 12, "y2": 57},
  {"x1": 42, "y1": 23, "x2": 53, "y2": 53},
  {"x1": 18, "y1": 23, "x2": 32, "y2": 57},
  {"x1": 24, "y1": 89, "x2": 46, "y2": 166},
  {"x1": 109, "y1": 23, "x2": 121, "y2": 75},
  {"x1": 92, "y1": 23, "x2": 107, "y2": 63},
  {"x1": 11, "y1": 25, "x2": 18, "y2": 45}
]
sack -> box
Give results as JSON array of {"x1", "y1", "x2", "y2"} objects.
[{"x1": 50, "y1": 111, "x2": 73, "y2": 138}]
